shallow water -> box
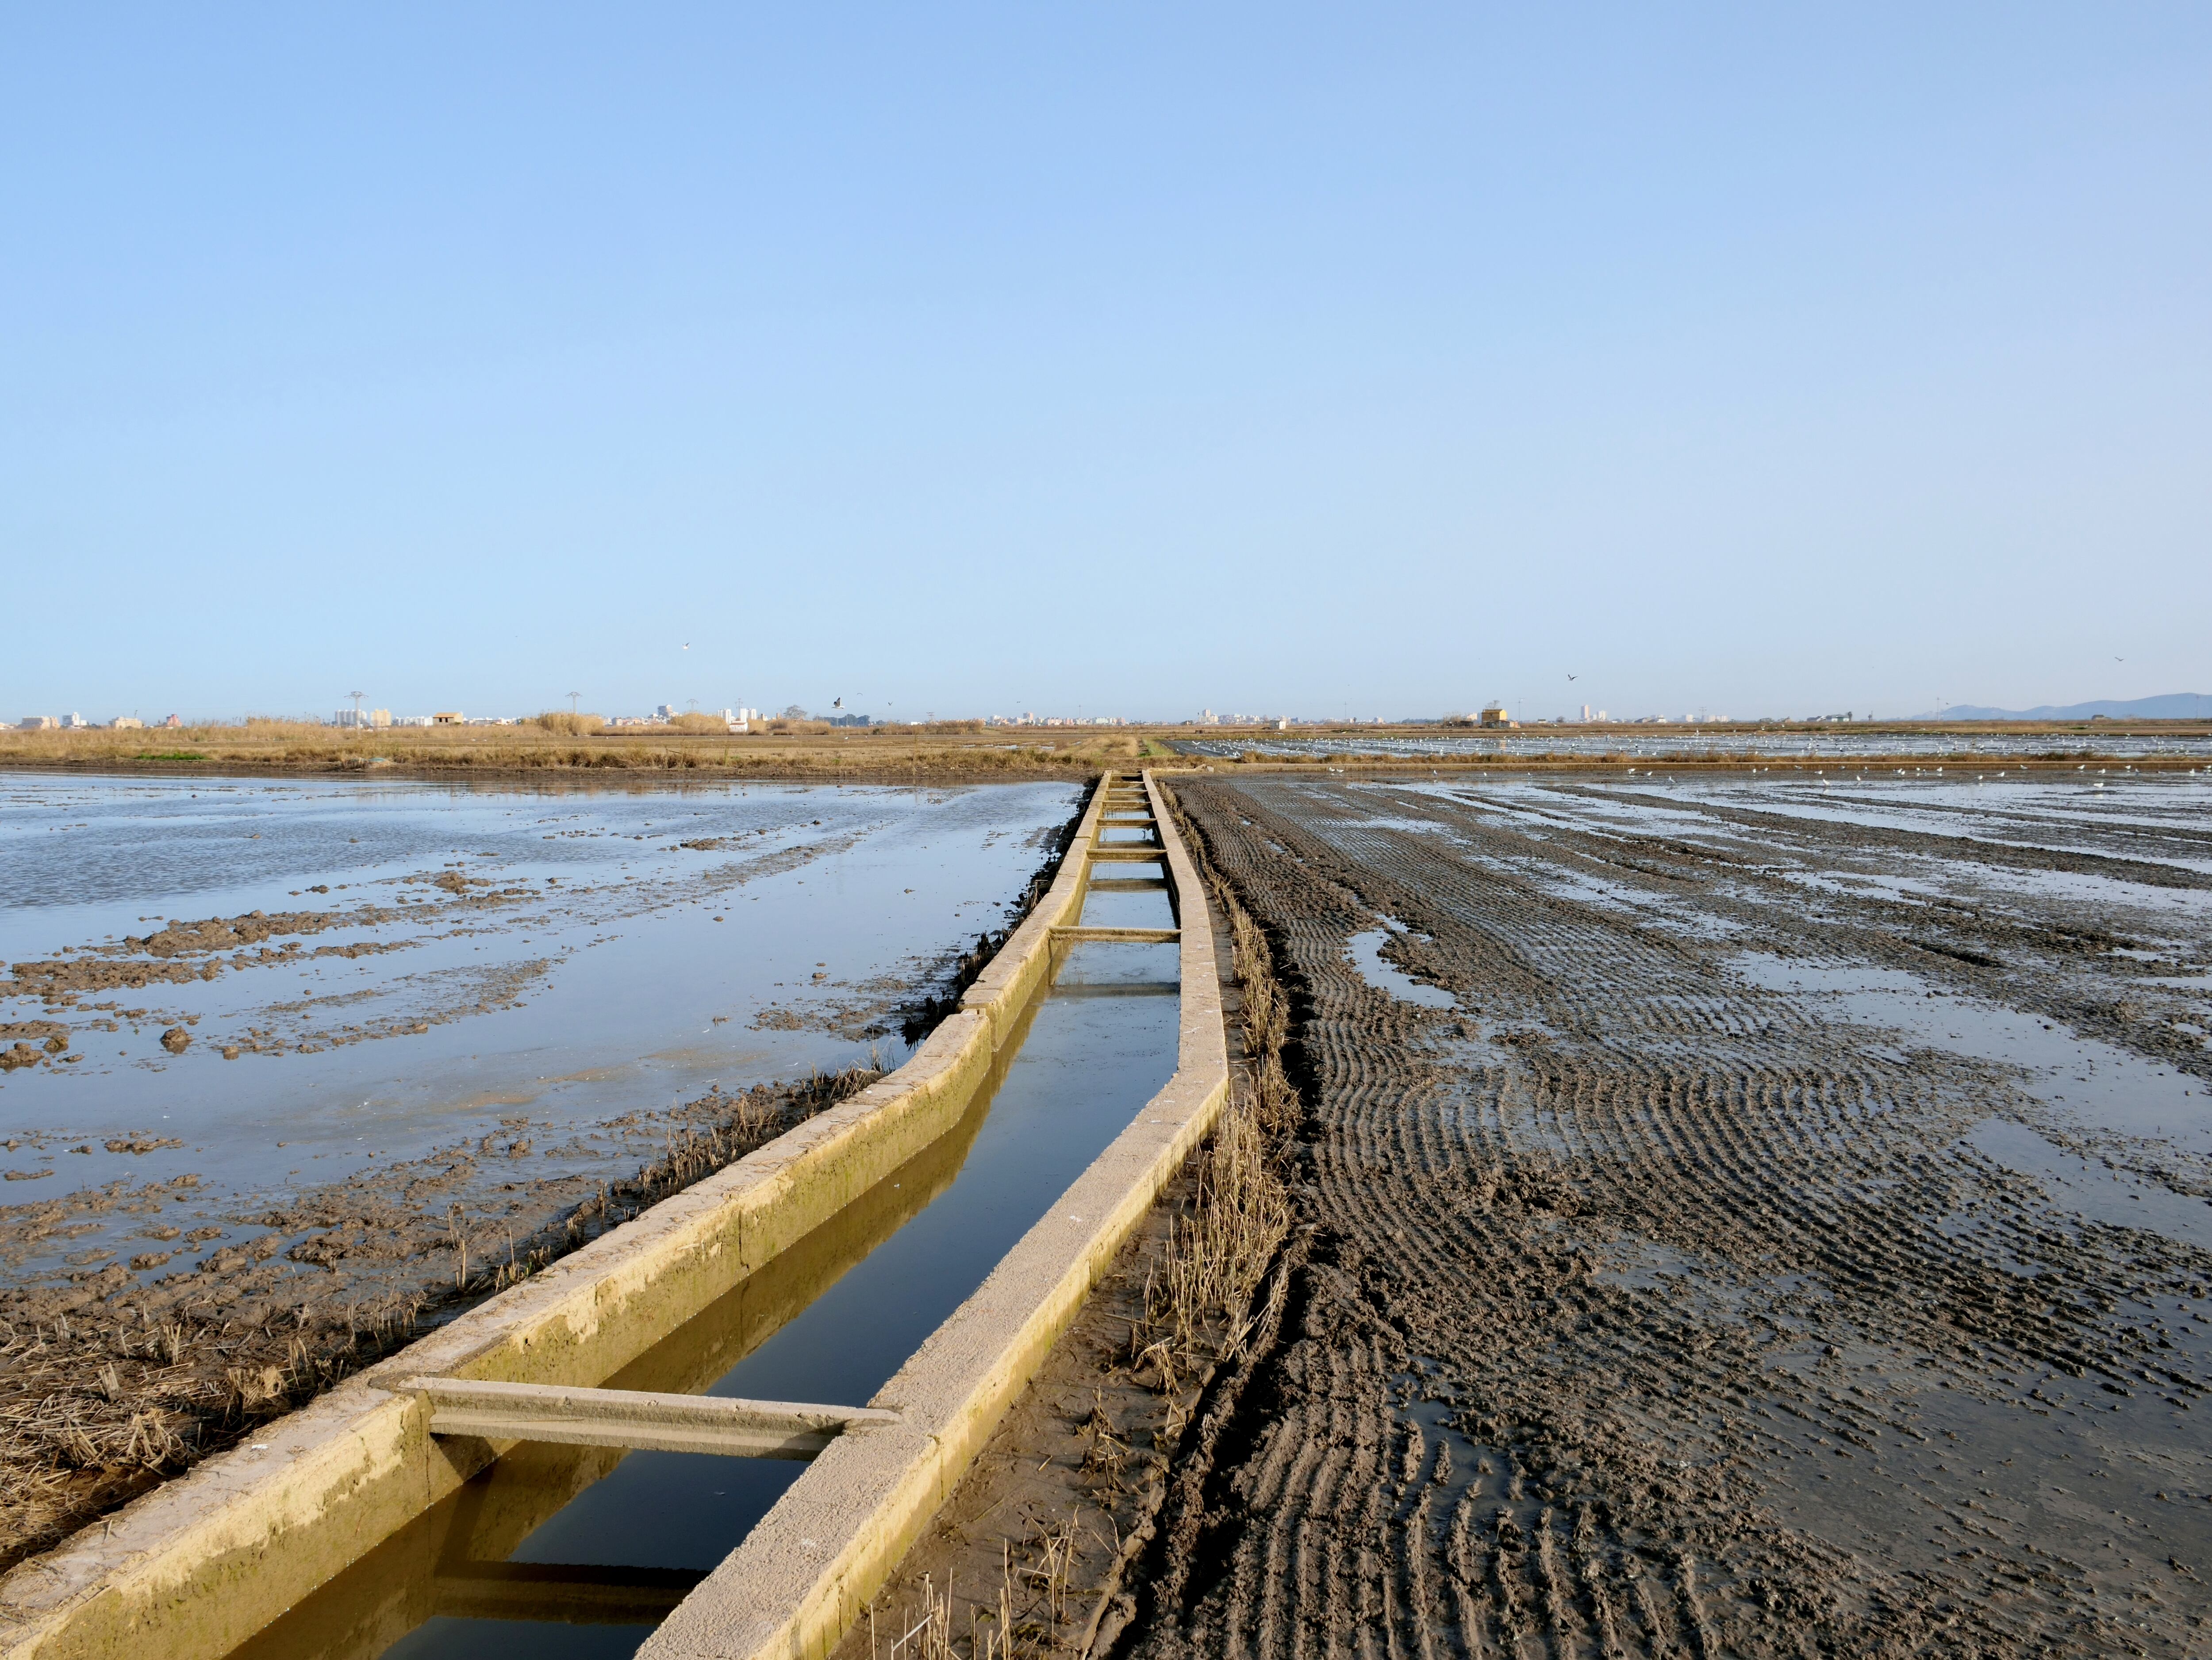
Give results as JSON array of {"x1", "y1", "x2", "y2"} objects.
[
  {"x1": 230, "y1": 939, "x2": 1181, "y2": 1660},
  {"x1": 1345, "y1": 926, "x2": 1455, "y2": 1008},
  {"x1": 1079, "y1": 857, "x2": 1175, "y2": 930},
  {"x1": 1730, "y1": 953, "x2": 2212, "y2": 1162},
  {"x1": 0, "y1": 774, "x2": 1080, "y2": 1284}
]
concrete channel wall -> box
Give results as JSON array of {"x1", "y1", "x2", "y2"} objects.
[
  {"x1": 642, "y1": 770, "x2": 1230, "y2": 1660},
  {"x1": 0, "y1": 779, "x2": 1125, "y2": 1660}
]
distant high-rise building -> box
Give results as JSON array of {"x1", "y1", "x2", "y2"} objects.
[{"x1": 1580, "y1": 704, "x2": 1592, "y2": 722}]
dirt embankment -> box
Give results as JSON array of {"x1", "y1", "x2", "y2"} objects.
[
  {"x1": 0, "y1": 722, "x2": 1148, "y2": 780},
  {"x1": 0, "y1": 1065, "x2": 881, "y2": 1574},
  {"x1": 1097, "y1": 777, "x2": 2212, "y2": 1659}
]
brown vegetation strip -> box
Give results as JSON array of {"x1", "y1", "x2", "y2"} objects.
[{"x1": 0, "y1": 719, "x2": 1153, "y2": 780}]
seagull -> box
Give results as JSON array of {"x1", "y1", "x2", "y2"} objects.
[
  {"x1": 682, "y1": 642, "x2": 691, "y2": 650},
  {"x1": 1567, "y1": 673, "x2": 1579, "y2": 681},
  {"x1": 833, "y1": 697, "x2": 843, "y2": 708}
]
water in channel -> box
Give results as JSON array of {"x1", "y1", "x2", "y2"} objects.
[{"x1": 230, "y1": 934, "x2": 1180, "y2": 1660}]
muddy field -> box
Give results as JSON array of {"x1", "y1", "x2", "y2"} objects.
[
  {"x1": 1091, "y1": 773, "x2": 2212, "y2": 1658},
  {"x1": 0, "y1": 774, "x2": 1082, "y2": 1570}
]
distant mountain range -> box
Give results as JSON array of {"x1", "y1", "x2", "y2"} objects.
[{"x1": 1924, "y1": 693, "x2": 2212, "y2": 721}]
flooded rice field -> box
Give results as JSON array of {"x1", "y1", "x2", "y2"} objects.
[
  {"x1": 1142, "y1": 772, "x2": 2212, "y2": 1657},
  {"x1": 0, "y1": 773, "x2": 1080, "y2": 1283},
  {"x1": 1176, "y1": 730, "x2": 2212, "y2": 764},
  {"x1": 0, "y1": 772, "x2": 1082, "y2": 1562},
  {"x1": 233, "y1": 938, "x2": 1180, "y2": 1660}
]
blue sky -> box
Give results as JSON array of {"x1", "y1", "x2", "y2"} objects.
[{"x1": 4, "y1": 4, "x2": 2206, "y2": 723}]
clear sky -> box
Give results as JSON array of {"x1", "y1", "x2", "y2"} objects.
[{"x1": 4, "y1": 4, "x2": 2207, "y2": 725}]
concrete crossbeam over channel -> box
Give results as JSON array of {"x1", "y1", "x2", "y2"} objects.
[{"x1": 401, "y1": 1377, "x2": 898, "y2": 1460}]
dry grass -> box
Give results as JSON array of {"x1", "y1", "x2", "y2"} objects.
[
  {"x1": 1127, "y1": 788, "x2": 1302, "y2": 1391},
  {"x1": 12, "y1": 718, "x2": 2186, "y2": 780},
  {"x1": 1147, "y1": 1106, "x2": 1291, "y2": 1369},
  {"x1": 531, "y1": 710, "x2": 604, "y2": 735},
  {"x1": 873, "y1": 1508, "x2": 1098, "y2": 1660},
  {"x1": 0, "y1": 722, "x2": 1145, "y2": 779}
]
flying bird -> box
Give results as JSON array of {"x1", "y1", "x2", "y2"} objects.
[
  {"x1": 1567, "y1": 673, "x2": 1579, "y2": 682},
  {"x1": 833, "y1": 697, "x2": 843, "y2": 708},
  {"x1": 682, "y1": 642, "x2": 691, "y2": 650}
]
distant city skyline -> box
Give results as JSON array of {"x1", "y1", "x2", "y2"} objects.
[
  {"x1": 4, "y1": 7, "x2": 2206, "y2": 718},
  {"x1": 15, "y1": 691, "x2": 2210, "y2": 733}
]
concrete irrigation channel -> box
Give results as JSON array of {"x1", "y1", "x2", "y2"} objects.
[{"x1": 0, "y1": 773, "x2": 1230, "y2": 1660}]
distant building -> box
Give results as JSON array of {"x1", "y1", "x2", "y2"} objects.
[
  {"x1": 62, "y1": 712, "x2": 89, "y2": 730},
  {"x1": 1580, "y1": 704, "x2": 1592, "y2": 722},
  {"x1": 430, "y1": 711, "x2": 463, "y2": 726},
  {"x1": 654, "y1": 703, "x2": 676, "y2": 720},
  {"x1": 392, "y1": 715, "x2": 436, "y2": 727},
  {"x1": 18, "y1": 716, "x2": 57, "y2": 730},
  {"x1": 1478, "y1": 704, "x2": 1511, "y2": 728},
  {"x1": 163, "y1": 714, "x2": 182, "y2": 728},
  {"x1": 332, "y1": 708, "x2": 392, "y2": 729},
  {"x1": 827, "y1": 714, "x2": 872, "y2": 727},
  {"x1": 110, "y1": 716, "x2": 145, "y2": 730}
]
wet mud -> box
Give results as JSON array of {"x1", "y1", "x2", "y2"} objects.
[
  {"x1": 1110, "y1": 774, "x2": 2212, "y2": 1658},
  {"x1": 0, "y1": 1065, "x2": 876, "y2": 1574}
]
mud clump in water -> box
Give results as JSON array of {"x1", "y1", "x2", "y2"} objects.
[
  {"x1": 1, "y1": 898, "x2": 490, "y2": 1004},
  {"x1": 158, "y1": 1027, "x2": 190, "y2": 1054},
  {"x1": 1104, "y1": 775, "x2": 2212, "y2": 1659}
]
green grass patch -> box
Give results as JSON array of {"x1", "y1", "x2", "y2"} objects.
[{"x1": 134, "y1": 750, "x2": 208, "y2": 761}]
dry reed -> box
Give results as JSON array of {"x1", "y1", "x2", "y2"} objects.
[{"x1": 1131, "y1": 787, "x2": 1301, "y2": 1378}]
